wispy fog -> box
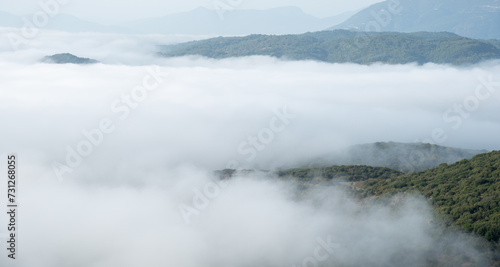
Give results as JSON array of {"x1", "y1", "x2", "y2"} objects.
[
  {"x1": 0, "y1": 29, "x2": 499, "y2": 266},
  {"x1": 0, "y1": 27, "x2": 209, "y2": 64},
  {"x1": 1, "y1": 170, "x2": 494, "y2": 266}
]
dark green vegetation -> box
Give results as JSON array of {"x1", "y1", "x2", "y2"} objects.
[
  {"x1": 359, "y1": 151, "x2": 500, "y2": 243},
  {"x1": 320, "y1": 142, "x2": 488, "y2": 173},
  {"x1": 41, "y1": 53, "x2": 99, "y2": 64},
  {"x1": 279, "y1": 151, "x2": 500, "y2": 245},
  {"x1": 215, "y1": 165, "x2": 403, "y2": 183},
  {"x1": 159, "y1": 30, "x2": 500, "y2": 65},
  {"x1": 330, "y1": 0, "x2": 500, "y2": 40},
  {"x1": 277, "y1": 165, "x2": 403, "y2": 181}
]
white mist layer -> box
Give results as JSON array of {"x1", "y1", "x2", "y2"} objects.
[{"x1": 0, "y1": 55, "x2": 499, "y2": 175}]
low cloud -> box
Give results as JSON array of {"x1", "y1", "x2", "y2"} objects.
[{"x1": 0, "y1": 170, "x2": 494, "y2": 266}]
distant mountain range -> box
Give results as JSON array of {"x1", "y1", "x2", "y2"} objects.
[
  {"x1": 2, "y1": 2, "x2": 500, "y2": 38},
  {"x1": 119, "y1": 6, "x2": 354, "y2": 35},
  {"x1": 0, "y1": 7, "x2": 353, "y2": 35},
  {"x1": 159, "y1": 30, "x2": 500, "y2": 65},
  {"x1": 329, "y1": 0, "x2": 500, "y2": 40}
]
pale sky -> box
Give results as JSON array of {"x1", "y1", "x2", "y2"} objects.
[{"x1": 0, "y1": 0, "x2": 382, "y2": 23}]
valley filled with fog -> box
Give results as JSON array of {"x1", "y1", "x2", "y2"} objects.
[{"x1": 1, "y1": 29, "x2": 499, "y2": 266}]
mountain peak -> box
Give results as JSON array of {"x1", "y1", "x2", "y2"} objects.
[{"x1": 329, "y1": 0, "x2": 500, "y2": 39}]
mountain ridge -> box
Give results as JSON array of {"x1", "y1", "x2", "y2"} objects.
[
  {"x1": 328, "y1": 0, "x2": 500, "y2": 39},
  {"x1": 120, "y1": 6, "x2": 354, "y2": 35},
  {"x1": 0, "y1": 7, "x2": 354, "y2": 35},
  {"x1": 159, "y1": 30, "x2": 500, "y2": 65},
  {"x1": 318, "y1": 141, "x2": 488, "y2": 172}
]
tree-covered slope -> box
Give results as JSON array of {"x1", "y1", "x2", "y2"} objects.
[
  {"x1": 220, "y1": 150, "x2": 500, "y2": 244},
  {"x1": 277, "y1": 165, "x2": 403, "y2": 181},
  {"x1": 159, "y1": 30, "x2": 500, "y2": 65},
  {"x1": 359, "y1": 150, "x2": 500, "y2": 243}
]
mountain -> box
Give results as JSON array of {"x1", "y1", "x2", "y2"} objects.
[
  {"x1": 322, "y1": 142, "x2": 488, "y2": 172},
  {"x1": 328, "y1": 0, "x2": 500, "y2": 40},
  {"x1": 0, "y1": 12, "x2": 129, "y2": 33},
  {"x1": 41, "y1": 53, "x2": 99, "y2": 64},
  {"x1": 120, "y1": 6, "x2": 354, "y2": 35},
  {"x1": 159, "y1": 30, "x2": 500, "y2": 65},
  {"x1": 0, "y1": 7, "x2": 354, "y2": 35}
]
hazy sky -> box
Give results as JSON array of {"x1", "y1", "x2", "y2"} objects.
[{"x1": 0, "y1": 0, "x2": 382, "y2": 23}]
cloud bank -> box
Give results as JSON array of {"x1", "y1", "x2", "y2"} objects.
[{"x1": 0, "y1": 170, "x2": 495, "y2": 267}]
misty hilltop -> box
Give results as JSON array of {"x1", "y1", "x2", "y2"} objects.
[
  {"x1": 329, "y1": 0, "x2": 500, "y2": 40},
  {"x1": 220, "y1": 150, "x2": 500, "y2": 261},
  {"x1": 320, "y1": 142, "x2": 488, "y2": 172},
  {"x1": 159, "y1": 30, "x2": 500, "y2": 65},
  {"x1": 41, "y1": 53, "x2": 99, "y2": 64}
]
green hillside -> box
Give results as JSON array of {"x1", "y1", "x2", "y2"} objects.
[
  {"x1": 159, "y1": 30, "x2": 500, "y2": 65},
  {"x1": 221, "y1": 150, "x2": 500, "y2": 244},
  {"x1": 275, "y1": 151, "x2": 500, "y2": 245},
  {"x1": 276, "y1": 165, "x2": 403, "y2": 181},
  {"x1": 359, "y1": 150, "x2": 500, "y2": 243}
]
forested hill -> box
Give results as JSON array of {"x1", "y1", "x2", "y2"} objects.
[
  {"x1": 218, "y1": 150, "x2": 500, "y2": 245},
  {"x1": 159, "y1": 30, "x2": 500, "y2": 65},
  {"x1": 359, "y1": 150, "x2": 500, "y2": 243},
  {"x1": 320, "y1": 142, "x2": 488, "y2": 173}
]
